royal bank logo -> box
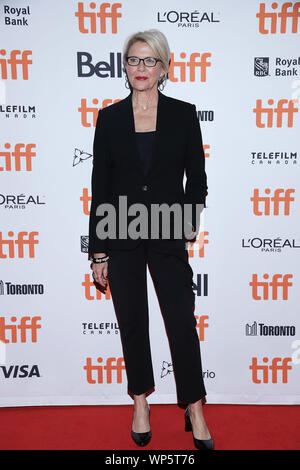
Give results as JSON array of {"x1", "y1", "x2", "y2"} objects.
[
  {"x1": 254, "y1": 57, "x2": 269, "y2": 77},
  {"x1": 2, "y1": 4, "x2": 31, "y2": 27},
  {"x1": 246, "y1": 321, "x2": 296, "y2": 336},
  {"x1": 81, "y1": 235, "x2": 89, "y2": 253},
  {"x1": 254, "y1": 56, "x2": 300, "y2": 77}
]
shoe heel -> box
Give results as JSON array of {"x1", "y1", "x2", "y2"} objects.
[{"x1": 185, "y1": 410, "x2": 192, "y2": 432}]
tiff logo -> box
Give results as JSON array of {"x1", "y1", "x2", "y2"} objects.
[
  {"x1": 0, "y1": 339, "x2": 6, "y2": 365},
  {"x1": 249, "y1": 274, "x2": 293, "y2": 300},
  {"x1": 0, "y1": 231, "x2": 39, "y2": 258},
  {"x1": 186, "y1": 231, "x2": 209, "y2": 258},
  {"x1": 168, "y1": 52, "x2": 211, "y2": 82},
  {"x1": 253, "y1": 99, "x2": 299, "y2": 127},
  {"x1": 0, "y1": 49, "x2": 32, "y2": 79},
  {"x1": 78, "y1": 98, "x2": 121, "y2": 127},
  {"x1": 0, "y1": 143, "x2": 36, "y2": 171},
  {"x1": 250, "y1": 357, "x2": 293, "y2": 383},
  {"x1": 251, "y1": 188, "x2": 295, "y2": 215},
  {"x1": 75, "y1": 2, "x2": 122, "y2": 34},
  {"x1": 195, "y1": 315, "x2": 209, "y2": 341},
  {"x1": 82, "y1": 273, "x2": 111, "y2": 300},
  {"x1": 0, "y1": 316, "x2": 41, "y2": 343},
  {"x1": 256, "y1": 2, "x2": 300, "y2": 34},
  {"x1": 84, "y1": 357, "x2": 125, "y2": 384}
]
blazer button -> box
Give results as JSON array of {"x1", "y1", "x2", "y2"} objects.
[{"x1": 142, "y1": 185, "x2": 148, "y2": 191}]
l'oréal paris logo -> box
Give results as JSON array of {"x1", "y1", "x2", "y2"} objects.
[
  {"x1": 242, "y1": 237, "x2": 300, "y2": 252},
  {"x1": 157, "y1": 10, "x2": 220, "y2": 28}
]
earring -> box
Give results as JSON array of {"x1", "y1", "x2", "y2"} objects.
[
  {"x1": 158, "y1": 75, "x2": 165, "y2": 91},
  {"x1": 125, "y1": 75, "x2": 130, "y2": 89}
]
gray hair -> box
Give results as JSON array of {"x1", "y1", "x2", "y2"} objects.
[{"x1": 122, "y1": 29, "x2": 171, "y2": 88}]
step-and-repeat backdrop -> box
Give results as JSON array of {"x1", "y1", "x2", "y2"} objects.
[{"x1": 1, "y1": 0, "x2": 300, "y2": 406}]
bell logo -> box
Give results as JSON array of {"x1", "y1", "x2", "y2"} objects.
[
  {"x1": 251, "y1": 188, "x2": 295, "y2": 215},
  {"x1": 253, "y1": 99, "x2": 299, "y2": 127},
  {"x1": 168, "y1": 52, "x2": 211, "y2": 82},
  {"x1": 250, "y1": 357, "x2": 293, "y2": 383},
  {"x1": 256, "y1": 2, "x2": 300, "y2": 34},
  {"x1": 78, "y1": 98, "x2": 121, "y2": 127},
  {"x1": 84, "y1": 357, "x2": 125, "y2": 384},
  {"x1": 0, "y1": 143, "x2": 36, "y2": 171},
  {"x1": 0, "y1": 49, "x2": 32, "y2": 80},
  {"x1": 75, "y1": 2, "x2": 122, "y2": 34},
  {"x1": 0, "y1": 231, "x2": 39, "y2": 258},
  {"x1": 0, "y1": 316, "x2": 41, "y2": 343},
  {"x1": 250, "y1": 273, "x2": 293, "y2": 300}
]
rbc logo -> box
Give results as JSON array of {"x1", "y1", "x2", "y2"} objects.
[{"x1": 254, "y1": 57, "x2": 269, "y2": 77}]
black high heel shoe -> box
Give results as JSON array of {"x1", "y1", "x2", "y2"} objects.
[
  {"x1": 185, "y1": 406, "x2": 214, "y2": 451},
  {"x1": 131, "y1": 402, "x2": 151, "y2": 447}
]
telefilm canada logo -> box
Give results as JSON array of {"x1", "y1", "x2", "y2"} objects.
[
  {"x1": 0, "y1": 104, "x2": 36, "y2": 119},
  {"x1": 250, "y1": 150, "x2": 297, "y2": 166},
  {"x1": 82, "y1": 322, "x2": 119, "y2": 335}
]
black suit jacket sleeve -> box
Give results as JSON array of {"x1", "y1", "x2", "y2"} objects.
[
  {"x1": 184, "y1": 104, "x2": 208, "y2": 233},
  {"x1": 88, "y1": 109, "x2": 111, "y2": 254}
]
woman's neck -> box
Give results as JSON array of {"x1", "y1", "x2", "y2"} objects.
[{"x1": 132, "y1": 88, "x2": 158, "y2": 111}]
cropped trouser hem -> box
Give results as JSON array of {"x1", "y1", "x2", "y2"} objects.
[{"x1": 107, "y1": 240, "x2": 207, "y2": 404}]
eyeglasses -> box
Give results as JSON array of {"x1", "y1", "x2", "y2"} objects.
[{"x1": 126, "y1": 56, "x2": 162, "y2": 67}]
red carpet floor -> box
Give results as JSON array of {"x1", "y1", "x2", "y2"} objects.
[{"x1": 0, "y1": 404, "x2": 299, "y2": 450}]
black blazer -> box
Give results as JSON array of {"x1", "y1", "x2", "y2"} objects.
[{"x1": 88, "y1": 89, "x2": 208, "y2": 253}]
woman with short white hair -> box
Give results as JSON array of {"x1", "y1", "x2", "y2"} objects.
[{"x1": 89, "y1": 28, "x2": 212, "y2": 450}]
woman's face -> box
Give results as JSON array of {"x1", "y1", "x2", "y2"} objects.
[{"x1": 125, "y1": 40, "x2": 165, "y2": 92}]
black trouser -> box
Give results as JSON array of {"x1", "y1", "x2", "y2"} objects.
[{"x1": 107, "y1": 240, "x2": 206, "y2": 403}]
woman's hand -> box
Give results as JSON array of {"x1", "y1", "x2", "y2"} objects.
[{"x1": 91, "y1": 253, "x2": 108, "y2": 289}]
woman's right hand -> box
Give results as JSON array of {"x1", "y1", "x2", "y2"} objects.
[{"x1": 91, "y1": 253, "x2": 108, "y2": 289}]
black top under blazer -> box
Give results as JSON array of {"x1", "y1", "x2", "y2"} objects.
[{"x1": 88, "y1": 89, "x2": 208, "y2": 254}]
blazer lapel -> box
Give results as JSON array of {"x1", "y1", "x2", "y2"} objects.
[{"x1": 122, "y1": 89, "x2": 167, "y2": 179}]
